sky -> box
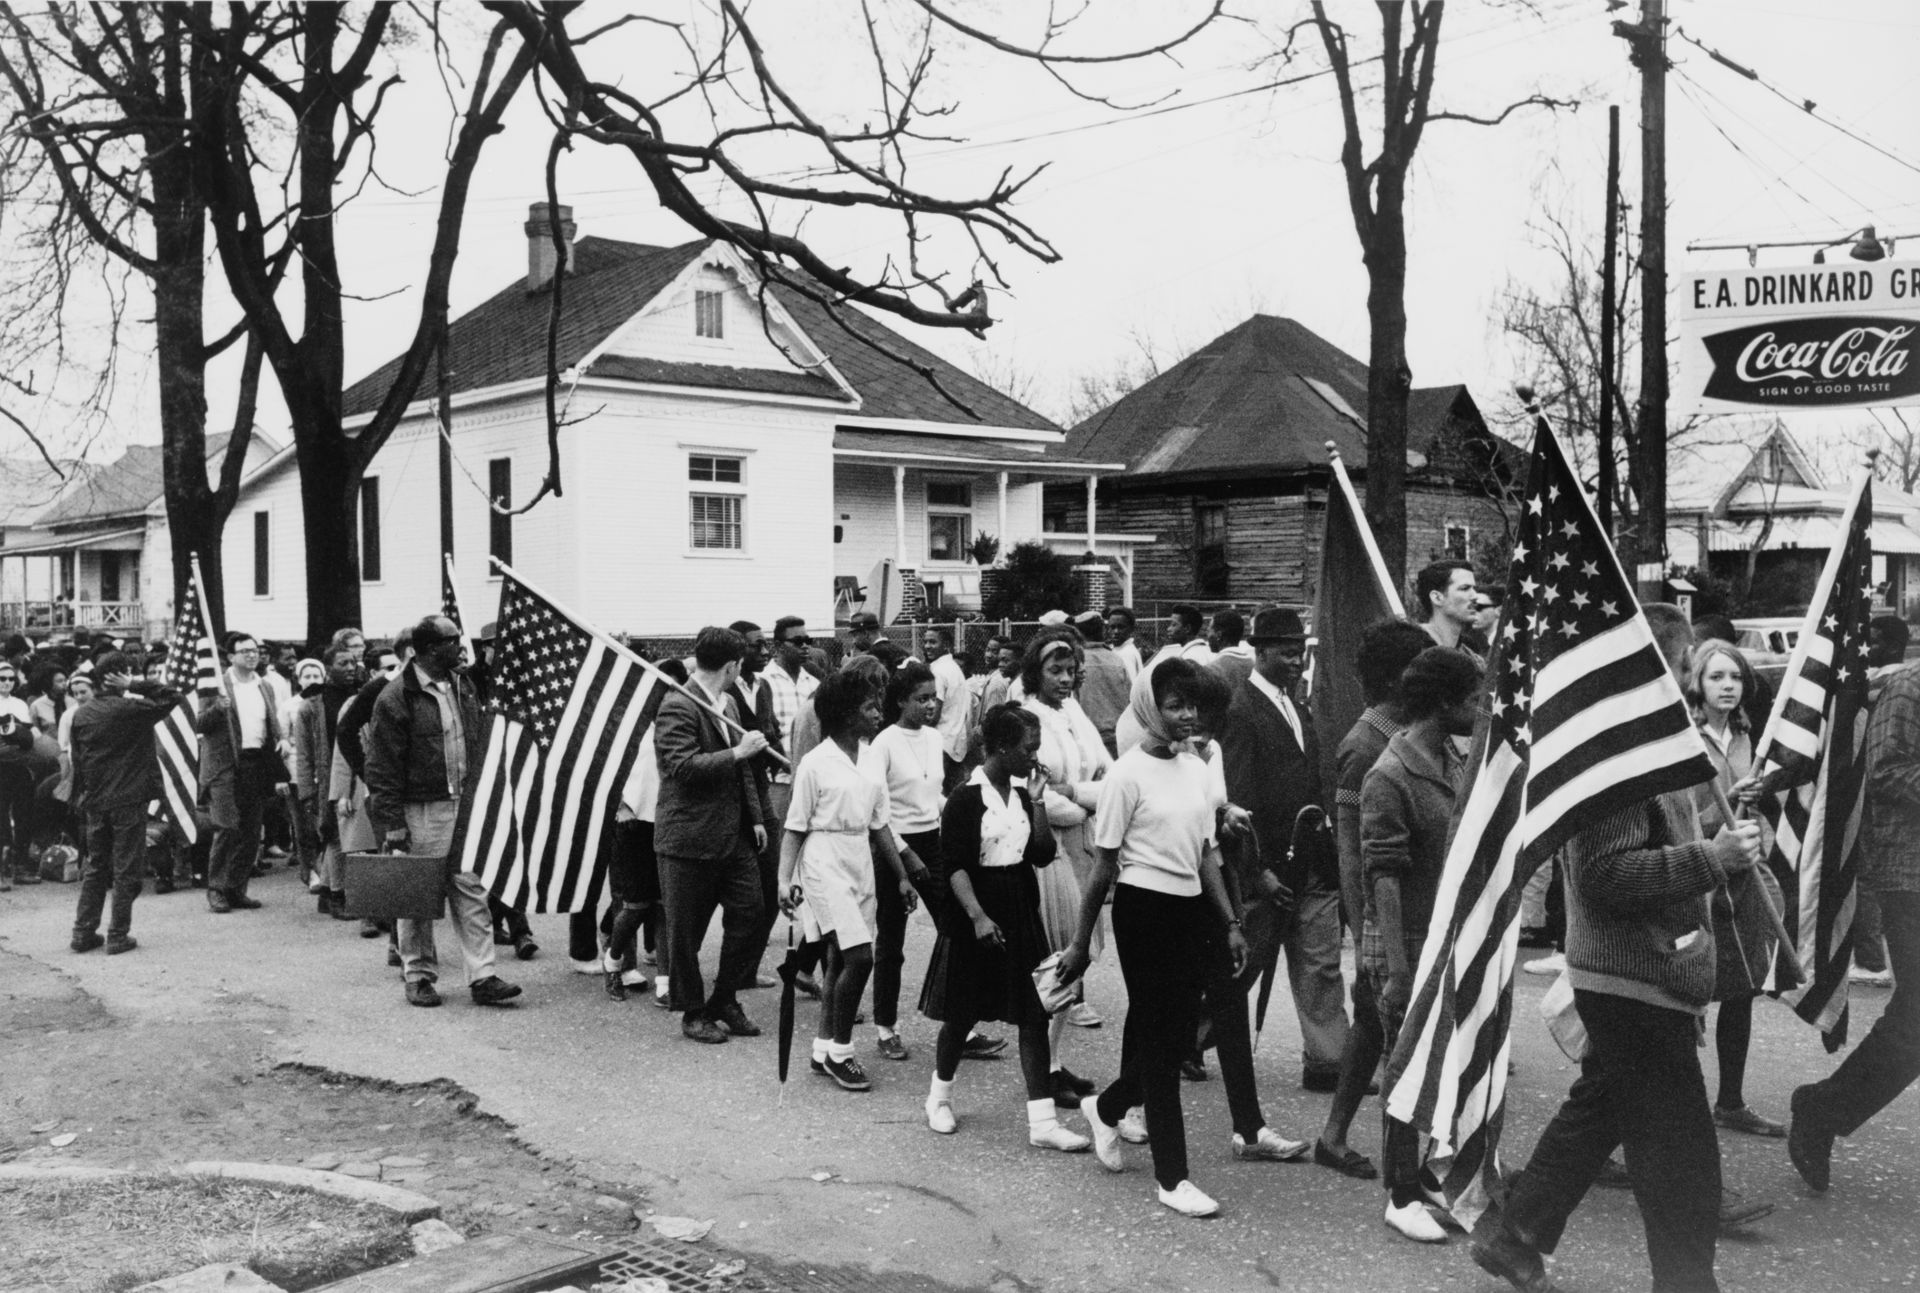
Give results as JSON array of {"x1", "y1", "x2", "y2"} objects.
[{"x1": 9, "y1": 0, "x2": 1920, "y2": 486}]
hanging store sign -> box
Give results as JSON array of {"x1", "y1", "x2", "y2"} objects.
[{"x1": 1677, "y1": 259, "x2": 1920, "y2": 413}]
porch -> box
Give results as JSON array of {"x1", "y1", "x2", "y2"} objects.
[{"x1": 0, "y1": 525, "x2": 146, "y2": 640}]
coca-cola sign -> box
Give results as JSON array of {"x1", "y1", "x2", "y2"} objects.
[
  {"x1": 1679, "y1": 258, "x2": 1920, "y2": 413},
  {"x1": 1700, "y1": 317, "x2": 1920, "y2": 407}
]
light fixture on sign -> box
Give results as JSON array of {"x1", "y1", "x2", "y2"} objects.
[{"x1": 1850, "y1": 226, "x2": 1886, "y2": 263}]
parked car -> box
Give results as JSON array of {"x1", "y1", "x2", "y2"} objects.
[{"x1": 1731, "y1": 616, "x2": 1803, "y2": 689}]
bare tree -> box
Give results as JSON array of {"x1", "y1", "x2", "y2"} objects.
[
  {"x1": 1808, "y1": 411, "x2": 1920, "y2": 494},
  {"x1": 1276, "y1": 1, "x2": 1572, "y2": 585},
  {"x1": 0, "y1": 1, "x2": 270, "y2": 624}
]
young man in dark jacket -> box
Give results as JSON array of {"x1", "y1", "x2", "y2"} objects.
[
  {"x1": 69, "y1": 652, "x2": 180, "y2": 954},
  {"x1": 365, "y1": 614, "x2": 519, "y2": 1010}
]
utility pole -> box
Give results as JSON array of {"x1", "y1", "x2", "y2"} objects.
[
  {"x1": 1615, "y1": 0, "x2": 1666, "y2": 595},
  {"x1": 437, "y1": 342, "x2": 455, "y2": 576},
  {"x1": 1600, "y1": 104, "x2": 1620, "y2": 538}
]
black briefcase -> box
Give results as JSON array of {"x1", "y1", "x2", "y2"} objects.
[{"x1": 342, "y1": 851, "x2": 448, "y2": 921}]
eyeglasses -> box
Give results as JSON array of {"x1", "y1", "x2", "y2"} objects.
[
  {"x1": 231, "y1": 647, "x2": 260, "y2": 656},
  {"x1": 781, "y1": 636, "x2": 812, "y2": 648}
]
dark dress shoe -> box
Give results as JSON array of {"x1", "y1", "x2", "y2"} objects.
[
  {"x1": 1049, "y1": 1066, "x2": 1097, "y2": 1107},
  {"x1": 1470, "y1": 1226, "x2": 1556, "y2": 1292},
  {"x1": 1718, "y1": 1190, "x2": 1774, "y2": 1234},
  {"x1": 105, "y1": 935, "x2": 137, "y2": 955},
  {"x1": 405, "y1": 980, "x2": 443, "y2": 1008},
  {"x1": 1180, "y1": 1053, "x2": 1209, "y2": 1082},
  {"x1": 330, "y1": 892, "x2": 355, "y2": 920},
  {"x1": 875, "y1": 1033, "x2": 909, "y2": 1061},
  {"x1": 793, "y1": 973, "x2": 822, "y2": 1000},
  {"x1": 1312, "y1": 1139, "x2": 1378, "y2": 1179},
  {"x1": 153, "y1": 877, "x2": 176, "y2": 895},
  {"x1": 1788, "y1": 1086, "x2": 1832, "y2": 1194},
  {"x1": 469, "y1": 976, "x2": 523, "y2": 1006},
  {"x1": 387, "y1": 946, "x2": 403, "y2": 968},
  {"x1": 715, "y1": 1002, "x2": 761, "y2": 1037},
  {"x1": 492, "y1": 926, "x2": 514, "y2": 946},
  {"x1": 605, "y1": 970, "x2": 628, "y2": 1002},
  {"x1": 206, "y1": 891, "x2": 233, "y2": 914},
  {"x1": 70, "y1": 932, "x2": 106, "y2": 954},
  {"x1": 683, "y1": 1016, "x2": 729, "y2": 1044},
  {"x1": 514, "y1": 934, "x2": 540, "y2": 961},
  {"x1": 228, "y1": 892, "x2": 262, "y2": 910},
  {"x1": 1301, "y1": 1068, "x2": 1340, "y2": 1093},
  {"x1": 961, "y1": 1032, "x2": 1008, "y2": 1059}
]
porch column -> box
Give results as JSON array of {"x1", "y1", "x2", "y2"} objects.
[
  {"x1": 997, "y1": 472, "x2": 1009, "y2": 546},
  {"x1": 1085, "y1": 475, "x2": 1098, "y2": 552},
  {"x1": 893, "y1": 465, "x2": 908, "y2": 570}
]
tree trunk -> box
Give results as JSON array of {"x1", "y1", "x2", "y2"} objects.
[
  {"x1": 1363, "y1": 171, "x2": 1412, "y2": 587},
  {"x1": 287, "y1": 388, "x2": 364, "y2": 644}
]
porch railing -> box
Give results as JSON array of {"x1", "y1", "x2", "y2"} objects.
[{"x1": 0, "y1": 600, "x2": 144, "y2": 634}]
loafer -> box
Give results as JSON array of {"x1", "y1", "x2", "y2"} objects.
[
  {"x1": 1156, "y1": 1179, "x2": 1218, "y2": 1217},
  {"x1": 1385, "y1": 1198, "x2": 1448, "y2": 1243},
  {"x1": 793, "y1": 973, "x2": 822, "y2": 1000},
  {"x1": 823, "y1": 1054, "x2": 872, "y2": 1091},
  {"x1": 405, "y1": 981, "x2": 443, "y2": 1008},
  {"x1": 1312, "y1": 1140, "x2": 1378, "y2": 1179},
  {"x1": 875, "y1": 1032, "x2": 910, "y2": 1061},
  {"x1": 1050, "y1": 1066, "x2": 1096, "y2": 1108},
  {"x1": 1080, "y1": 1096, "x2": 1125, "y2": 1172},
  {"x1": 206, "y1": 891, "x2": 232, "y2": 914},
  {"x1": 1714, "y1": 1104, "x2": 1785, "y2": 1138},
  {"x1": 1180, "y1": 1056, "x2": 1209, "y2": 1082},
  {"x1": 1718, "y1": 1190, "x2": 1774, "y2": 1234},
  {"x1": 70, "y1": 932, "x2": 106, "y2": 954},
  {"x1": 683, "y1": 1016, "x2": 729, "y2": 1044},
  {"x1": 961, "y1": 1032, "x2": 1007, "y2": 1059},
  {"x1": 1787, "y1": 1086, "x2": 1832, "y2": 1194},
  {"x1": 714, "y1": 1002, "x2": 761, "y2": 1037},
  {"x1": 1470, "y1": 1227, "x2": 1556, "y2": 1292},
  {"x1": 104, "y1": 935, "x2": 138, "y2": 956},
  {"x1": 513, "y1": 935, "x2": 540, "y2": 961},
  {"x1": 1232, "y1": 1128, "x2": 1308, "y2": 1162},
  {"x1": 469, "y1": 976, "x2": 523, "y2": 1007},
  {"x1": 228, "y1": 892, "x2": 262, "y2": 910}
]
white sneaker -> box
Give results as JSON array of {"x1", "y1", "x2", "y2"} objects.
[
  {"x1": 1029, "y1": 1122, "x2": 1090, "y2": 1153},
  {"x1": 569, "y1": 956, "x2": 601, "y2": 976},
  {"x1": 1156, "y1": 1180, "x2": 1219, "y2": 1217},
  {"x1": 1080, "y1": 1096, "x2": 1125, "y2": 1172},
  {"x1": 1117, "y1": 1109, "x2": 1149, "y2": 1145},
  {"x1": 619, "y1": 968, "x2": 650, "y2": 989},
  {"x1": 1066, "y1": 1001, "x2": 1103, "y2": 1028},
  {"x1": 1232, "y1": 1127, "x2": 1309, "y2": 1162},
  {"x1": 1849, "y1": 965, "x2": 1894, "y2": 987},
  {"x1": 1384, "y1": 1197, "x2": 1448, "y2": 1243},
  {"x1": 926, "y1": 1098, "x2": 956, "y2": 1135},
  {"x1": 1520, "y1": 952, "x2": 1566, "y2": 977}
]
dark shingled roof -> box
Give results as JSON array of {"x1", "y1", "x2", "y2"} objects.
[
  {"x1": 36, "y1": 435, "x2": 232, "y2": 527},
  {"x1": 1063, "y1": 315, "x2": 1485, "y2": 482},
  {"x1": 590, "y1": 354, "x2": 850, "y2": 402},
  {"x1": 341, "y1": 236, "x2": 1058, "y2": 434}
]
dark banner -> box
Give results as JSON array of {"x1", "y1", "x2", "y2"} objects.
[{"x1": 1699, "y1": 316, "x2": 1919, "y2": 408}]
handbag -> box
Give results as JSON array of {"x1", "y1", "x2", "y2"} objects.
[
  {"x1": 1539, "y1": 968, "x2": 1590, "y2": 1063},
  {"x1": 1031, "y1": 953, "x2": 1078, "y2": 1015}
]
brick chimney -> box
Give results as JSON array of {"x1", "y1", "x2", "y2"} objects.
[{"x1": 523, "y1": 201, "x2": 576, "y2": 291}]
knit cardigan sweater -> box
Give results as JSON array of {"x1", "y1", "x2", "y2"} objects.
[{"x1": 1562, "y1": 790, "x2": 1729, "y2": 1015}]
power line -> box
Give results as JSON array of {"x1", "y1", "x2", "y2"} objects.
[{"x1": 1670, "y1": 67, "x2": 1849, "y2": 229}]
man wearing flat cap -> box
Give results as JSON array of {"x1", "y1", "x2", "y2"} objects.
[{"x1": 1217, "y1": 607, "x2": 1350, "y2": 1091}]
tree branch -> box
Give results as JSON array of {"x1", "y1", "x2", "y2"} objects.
[{"x1": 1428, "y1": 92, "x2": 1578, "y2": 127}]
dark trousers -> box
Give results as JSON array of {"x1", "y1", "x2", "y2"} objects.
[
  {"x1": 1797, "y1": 890, "x2": 1920, "y2": 1137},
  {"x1": 1854, "y1": 888, "x2": 1889, "y2": 973},
  {"x1": 737, "y1": 782, "x2": 791, "y2": 988},
  {"x1": 1497, "y1": 990, "x2": 1721, "y2": 1293},
  {"x1": 0, "y1": 760, "x2": 35, "y2": 858},
  {"x1": 658, "y1": 840, "x2": 764, "y2": 1021},
  {"x1": 871, "y1": 827, "x2": 938, "y2": 1029},
  {"x1": 1095, "y1": 885, "x2": 1214, "y2": 1190},
  {"x1": 74, "y1": 802, "x2": 146, "y2": 940},
  {"x1": 1205, "y1": 942, "x2": 1267, "y2": 1141},
  {"x1": 208, "y1": 750, "x2": 272, "y2": 895}
]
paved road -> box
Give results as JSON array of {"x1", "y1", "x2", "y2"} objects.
[{"x1": 5, "y1": 868, "x2": 1917, "y2": 1292}]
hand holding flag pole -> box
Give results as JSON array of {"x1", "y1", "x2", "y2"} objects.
[{"x1": 1708, "y1": 777, "x2": 1803, "y2": 988}]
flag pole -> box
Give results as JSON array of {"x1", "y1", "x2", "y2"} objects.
[
  {"x1": 443, "y1": 552, "x2": 477, "y2": 663},
  {"x1": 488, "y1": 556, "x2": 789, "y2": 769},
  {"x1": 1325, "y1": 441, "x2": 1407, "y2": 618},
  {"x1": 189, "y1": 552, "x2": 242, "y2": 755},
  {"x1": 1707, "y1": 777, "x2": 1801, "y2": 983}
]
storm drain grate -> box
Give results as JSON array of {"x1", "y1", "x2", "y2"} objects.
[{"x1": 594, "y1": 1238, "x2": 971, "y2": 1293}]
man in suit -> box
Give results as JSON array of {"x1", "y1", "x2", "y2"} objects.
[
  {"x1": 654, "y1": 625, "x2": 773, "y2": 1044},
  {"x1": 199, "y1": 631, "x2": 286, "y2": 913},
  {"x1": 1218, "y1": 607, "x2": 1350, "y2": 1091}
]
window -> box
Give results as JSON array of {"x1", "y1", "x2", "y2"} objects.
[
  {"x1": 359, "y1": 476, "x2": 382, "y2": 582},
  {"x1": 253, "y1": 510, "x2": 271, "y2": 597},
  {"x1": 489, "y1": 459, "x2": 513, "y2": 566},
  {"x1": 1194, "y1": 503, "x2": 1229, "y2": 597},
  {"x1": 927, "y1": 480, "x2": 973, "y2": 563},
  {"x1": 1042, "y1": 506, "x2": 1069, "y2": 533},
  {"x1": 695, "y1": 289, "x2": 724, "y2": 339},
  {"x1": 688, "y1": 452, "x2": 746, "y2": 551},
  {"x1": 1445, "y1": 523, "x2": 1471, "y2": 562}
]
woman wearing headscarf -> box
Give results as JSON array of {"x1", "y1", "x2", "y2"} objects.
[
  {"x1": 1057, "y1": 655, "x2": 1248, "y2": 1217},
  {"x1": 1021, "y1": 628, "x2": 1111, "y2": 1104}
]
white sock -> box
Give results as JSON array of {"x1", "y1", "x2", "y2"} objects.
[
  {"x1": 812, "y1": 1037, "x2": 830, "y2": 1062},
  {"x1": 877, "y1": 1025, "x2": 898, "y2": 1040},
  {"x1": 929, "y1": 1076, "x2": 955, "y2": 1105},
  {"x1": 828, "y1": 1039, "x2": 854, "y2": 1062},
  {"x1": 1026, "y1": 1097, "x2": 1059, "y2": 1132}
]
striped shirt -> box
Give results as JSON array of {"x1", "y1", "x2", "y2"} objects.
[{"x1": 761, "y1": 663, "x2": 818, "y2": 785}]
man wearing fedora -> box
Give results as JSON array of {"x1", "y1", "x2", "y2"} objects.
[{"x1": 1217, "y1": 607, "x2": 1350, "y2": 1092}]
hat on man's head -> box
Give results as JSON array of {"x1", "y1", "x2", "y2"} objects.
[
  {"x1": 1037, "y1": 609, "x2": 1070, "y2": 627},
  {"x1": 1247, "y1": 607, "x2": 1307, "y2": 643},
  {"x1": 848, "y1": 611, "x2": 881, "y2": 631},
  {"x1": 1071, "y1": 610, "x2": 1104, "y2": 636}
]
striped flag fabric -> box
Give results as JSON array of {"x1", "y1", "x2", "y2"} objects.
[
  {"x1": 442, "y1": 553, "x2": 476, "y2": 666},
  {"x1": 1754, "y1": 471, "x2": 1874, "y2": 1050},
  {"x1": 154, "y1": 577, "x2": 221, "y2": 843},
  {"x1": 451, "y1": 574, "x2": 658, "y2": 913},
  {"x1": 1306, "y1": 446, "x2": 1407, "y2": 793},
  {"x1": 1384, "y1": 416, "x2": 1717, "y2": 1225}
]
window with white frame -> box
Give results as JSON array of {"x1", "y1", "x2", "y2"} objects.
[
  {"x1": 689, "y1": 453, "x2": 746, "y2": 551},
  {"x1": 253, "y1": 510, "x2": 272, "y2": 597},
  {"x1": 694, "y1": 289, "x2": 724, "y2": 339},
  {"x1": 1444, "y1": 522, "x2": 1471, "y2": 562},
  {"x1": 926, "y1": 479, "x2": 973, "y2": 563}
]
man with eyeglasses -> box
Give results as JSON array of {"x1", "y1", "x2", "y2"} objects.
[{"x1": 197, "y1": 632, "x2": 284, "y2": 913}]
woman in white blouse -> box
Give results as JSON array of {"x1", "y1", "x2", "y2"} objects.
[{"x1": 1020, "y1": 629, "x2": 1112, "y2": 1104}]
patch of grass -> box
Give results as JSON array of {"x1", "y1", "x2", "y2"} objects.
[{"x1": 0, "y1": 1175, "x2": 414, "y2": 1293}]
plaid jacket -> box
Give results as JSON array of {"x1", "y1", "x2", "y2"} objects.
[{"x1": 1865, "y1": 662, "x2": 1920, "y2": 893}]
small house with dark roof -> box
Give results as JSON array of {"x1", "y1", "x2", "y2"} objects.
[
  {"x1": 1042, "y1": 314, "x2": 1515, "y2": 607},
  {"x1": 222, "y1": 203, "x2": 1119, "y2": 639}
]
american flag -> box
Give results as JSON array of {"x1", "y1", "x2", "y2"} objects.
[
  {"x1": 1384, "y1": 417, "x2": 1717, "y2": 1225},
  {"x1": 154, "y1": 575, "x2": 221, "y2": 842},
  {"x1": 442, "y1": 553, "x2": 475, "y2": 665},
  {"x1": 1755, "y1": 471, "x2": 1873, "y2": 1050},
  {"x1": 450, "y1": 574, "x2": 658, "y2": 912}
]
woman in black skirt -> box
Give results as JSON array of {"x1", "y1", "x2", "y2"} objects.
[{"x1": 920, "y1": 703, "x2": 1091, "y2": 1152}]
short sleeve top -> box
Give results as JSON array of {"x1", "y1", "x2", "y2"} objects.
[{"x1": 1092, "y1": 747, "x2": 1217, "y2": 898}]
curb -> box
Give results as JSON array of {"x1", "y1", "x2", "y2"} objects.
[
  {"x1": 182, "y1": 1161, "x2": 442, "y2": 1222},
  {"x1": 0, "y1": 1160, "x2": 441, "y2": 1223}
]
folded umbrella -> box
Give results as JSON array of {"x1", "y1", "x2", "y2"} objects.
[{"x1": 1252, "y1": 805, "x2": 1327, "y2": 1052}]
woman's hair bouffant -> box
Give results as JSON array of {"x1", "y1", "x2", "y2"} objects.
[{"x1": 814, "y1": 668, "x2": 874, "y2": 738}]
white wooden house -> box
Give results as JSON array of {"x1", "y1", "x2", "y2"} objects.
[{"x1": 223, "y1": 204, "x2": 1120, "y2": 642}]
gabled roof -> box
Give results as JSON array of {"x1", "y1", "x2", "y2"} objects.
[
  {"x1": 0, "y1": 455, "x2": 75, "y2": 527},
  {"x1": 35, "y1": 435, "x2": 232, "y2": 528},
  {"x1": 340, "y1": 235, "x2": 1058, "y2": 433},
  {"x1": 1062, "y1": 315, "x2": 1488, "y2": 482}
]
